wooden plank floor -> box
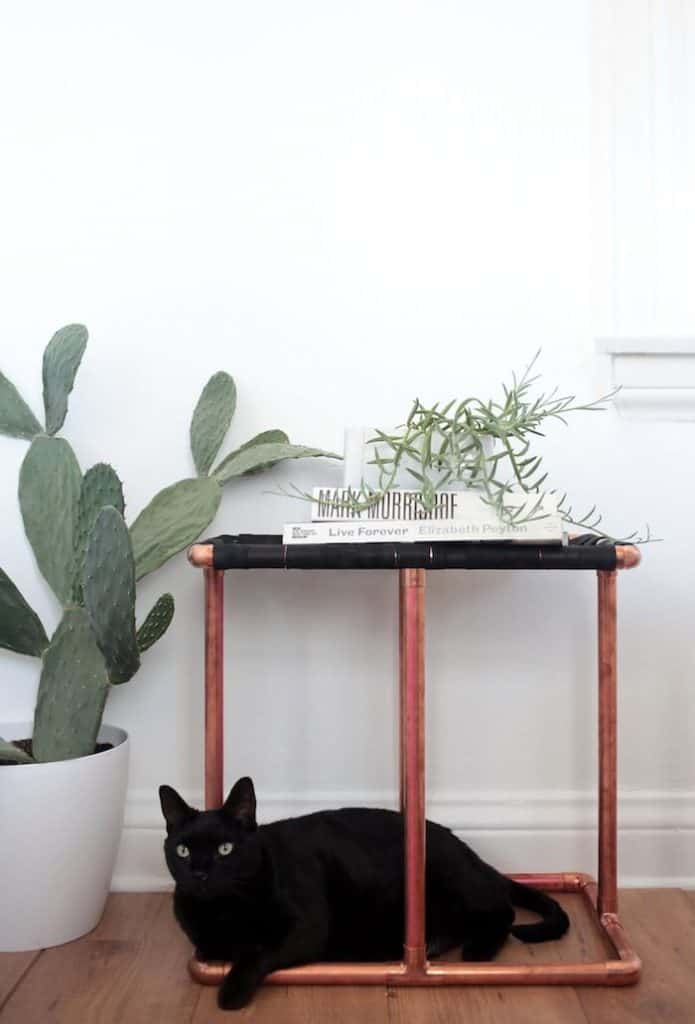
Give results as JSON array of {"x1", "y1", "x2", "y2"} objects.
[{"x1": 1, "y1": 891, "x2": 694, "y2": 1022}]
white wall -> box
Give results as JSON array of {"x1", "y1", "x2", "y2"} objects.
[{"x1": 1, "y1": 0, "x2": 693, "y2": 888}]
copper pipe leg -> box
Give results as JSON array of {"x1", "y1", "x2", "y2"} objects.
[
  {"x1": 597, "y1": 570, "x2": 618, "y2": 916},
  {"x1": 398, "y1": 574, "x2": 406, "y2": 814},
  {"x1": 400, "y1": 568, "x2": 426, "y2": 972},
  {"x1": 204, "y1": 568, "x2": 225, "y2": 810}
]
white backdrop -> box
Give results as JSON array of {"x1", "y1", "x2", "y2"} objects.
[{"x1": 1, "y1": 0, "x2": 693, "y2": 888}]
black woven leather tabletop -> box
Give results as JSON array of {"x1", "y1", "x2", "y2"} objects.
[{"x1": 199, "y1": 534, "x2": 630, "y2": 571}]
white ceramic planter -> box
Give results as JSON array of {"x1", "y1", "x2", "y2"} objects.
[{"x1": 0, "y1": 721, "x2": 129, "y2": 952}]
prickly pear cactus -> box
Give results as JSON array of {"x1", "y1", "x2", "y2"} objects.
[
  {"x1": 19, "y1": 436, "x2": 82, "y2": 605},
  {"x1": 130, "y1": 435, "x2": 339, "y2": 578},
  {"x1": 84, "y1": 506, "x2": 140, "y2": 685},
  {"x1": 0, "y1": 566, "x2": 48, "y2": 656},
  {"x1": 214, "y1": 429, "x2": 288, "y2": 475},
  {"x1": 2, "y1": 326, "x2": 341, "y2": 763},
  {"x1": 242, "y1": 429, "x2": 289, "y2": 446},
  {"x1": 73, "y1": 463, "x2": 125, "y2": 602},
  {"x1": 223, "y1": 428, "x2": 288, "y2": 462},
  {"x1": 42, "y1": 324, "x2": 88, "y2": 435},
  {"x1": 190, "y1": 371, "x2": 236, "y2": 476},
  {"x1": 33, "y1": 607, "x2": 110, "y2": 762},
  {"x1": 137, "y1": 593, "x2": 175, "y2": 653},
  {"x1": 0, "y1": 370, "x2": 42, "y2": 439},
  {"x1": 130, "y1": 476, "x2": 222, "y2": 580},
  {"x1": 213, "y1": 442, "x2": 338, "y2": 485}
]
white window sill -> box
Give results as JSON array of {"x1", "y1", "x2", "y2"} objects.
[{"x1": 596, "y1": 338, "x2": 695, "y2": 421}]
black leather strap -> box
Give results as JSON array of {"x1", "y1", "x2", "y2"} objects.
[{"x1": 206, "y1": 535, "x2": 618, "y2": 571}]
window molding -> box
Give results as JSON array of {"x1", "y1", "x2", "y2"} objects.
[{"x1": 597, "y1": 337, "x2": 695, "y2": 420}]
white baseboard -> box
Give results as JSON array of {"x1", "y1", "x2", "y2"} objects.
[{"x1": 112, "y1": 788, "x2": 695, "y2": 892}]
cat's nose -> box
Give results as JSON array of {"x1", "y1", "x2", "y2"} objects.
[{"x1": 192, "y1": 869, "x2": 208, "y2": 881}]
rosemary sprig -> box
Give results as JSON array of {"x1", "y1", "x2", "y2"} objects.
[{"x1": 277, "y1": 352, "x2": 655, "y2": 544}]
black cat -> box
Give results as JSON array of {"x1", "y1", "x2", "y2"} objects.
[{"x1": 160, "y1": 777, "x2": 569, "y2": 1011}]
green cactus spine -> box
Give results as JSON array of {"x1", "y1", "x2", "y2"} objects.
[
  {"x1": 84, "y1": 506, "x2": 140, "y2": 685},
  {"x1": 19, "y1": 436, "x2": 82, "y2": 605},
  {"x1": 32, "y1": 608, "x2": 110, "y2": 762},
  {"x1": 137, "y1": 593, "x2": 175, "y2": 653}
]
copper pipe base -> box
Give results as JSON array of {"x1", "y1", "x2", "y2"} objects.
[{"x1": 187, "y1": 872, "x2": 641, "y2": 988}]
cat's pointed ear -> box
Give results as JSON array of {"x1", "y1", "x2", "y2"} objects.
[
  {"x1": 159, "y1": 785, "x2": 196, "y2": 832},
  {"x1": 222, "y1": 776, "x2": 257, "y2": 830}
]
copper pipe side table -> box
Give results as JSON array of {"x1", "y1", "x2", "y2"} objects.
[{"x1": 186, "y1": 535, "x2": 642, "y2": 988}]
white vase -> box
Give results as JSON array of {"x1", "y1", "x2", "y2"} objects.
[{"x1": 0, "y1": 721, "x2": 129, "y2": 952}]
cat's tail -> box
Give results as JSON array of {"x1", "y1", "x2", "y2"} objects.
[{"x1": 508, "y1": 880, "x2": 570, "y2": 942}]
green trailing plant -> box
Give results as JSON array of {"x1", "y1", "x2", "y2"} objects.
[
  {"x1": 285, "y1": 352, "x2": 651, "y2": 543},
  {"x1": 0, "y1": 325, "x2": 338, "y2": 764}
]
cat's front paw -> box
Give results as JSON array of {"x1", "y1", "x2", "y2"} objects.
[{"x1": 217, "y1": 973, "x2": 258, "y2": 1011}]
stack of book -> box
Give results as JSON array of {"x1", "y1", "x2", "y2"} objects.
[{"x1": 282, "y1": 488, "x2": 565, "y2": 545}]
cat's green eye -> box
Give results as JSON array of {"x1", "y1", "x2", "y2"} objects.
[
  {"x1": 176, "y1": 844, "x2": 190, "y2": 858},
  {"x1": 218, "y1": 842, "x2": 234, "y2": 856}
]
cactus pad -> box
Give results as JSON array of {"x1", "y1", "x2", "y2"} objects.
[
  {"x1": 0, "y1": 566, "x2": 49, "y2": 656},
  {"x1": 0, "y1": 738, "x2": 34, "y2": 763},
  {"x1": 137, "y1": 593, "x2": 175, "y2": 653},
  {"x1": 42, "y1": 324, "x2": 88, "y2": 435},
  {"x1": 73, "y1": 463, "x2": 125, "y2": 602},
  {"x1": 190, "y1": 371, "x2": 237, "y2": 476},
  {"x1": 212, "y1": 428, "x2": 289, "y2": 472},
  {"x1": 33, "y1": 607, "x2": 110, "y2": 762},
  {"x1": 242, "y1": 429, "x2": 289, "y2": 446},
  {"x1": 0, "y1": 370, "x2": 42, "y2": 439},
  {"x1": 84, "y1": 506, "x2": 140, "y2": 685},
  {"x1": 130, "y1": 476, "x2": 222, "y2": 580},
  {"x1": 19, "y1": 436, "x2": 82, "y2": 605},
  {"x1": 213, "y1": 442, "x2": 340, "y2": 485}
]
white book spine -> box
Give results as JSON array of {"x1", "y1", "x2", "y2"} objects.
[
  {"x1": 283, "y1": 518, "x2": 565, "y2": 545},
  {"x1": 309, "y1": 487, "x2": 560, "y2": 525}
]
